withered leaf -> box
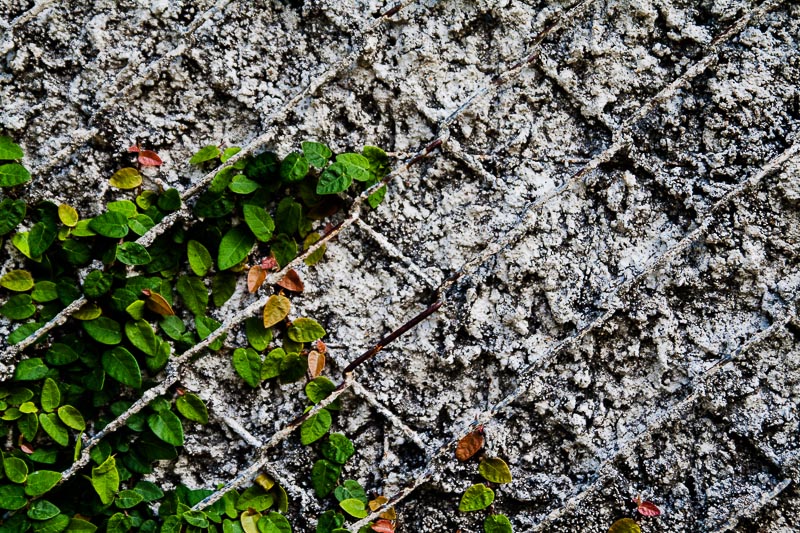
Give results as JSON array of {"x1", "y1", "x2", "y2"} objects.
[
  {"x1": 262, "y1": 294, "x2": 290, "y2": 328},
  {"x1": 307, "y1": 350, "x2": 325, "y2": 379},
  {"x1": 455, "y1": 428, "x2": 484, "y2": 461},
  {"x1": 142, "y1": 289, "x2": 175, "y2": 316},
  {"x1": 247, "y1": 265, "x2": 266, "y2": 293},
  {"x1": 368, "y1": 496, "x2": 397, "y2": 521},
  {"x1": 276, "y1": 268, "x2": 304, "y2": 292},
  {"x1": 371, "y1": 520, "x2": 395, "y2": 533}
]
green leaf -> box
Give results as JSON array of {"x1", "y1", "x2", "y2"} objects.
[
  {"x1": 233, "y1": 348, "x2": 262, "y2": 388},
  {"x1": 107, "y1": 200, "x2": 137, "y2": 218},
  {"x1": 187, "y1": 240, "x2": 213, "y2": 276},
  {"x1": 115, "y1": 489, "x2": 144, "y2": 509},
  {"x1": 44, "y1": 343, "x2": 79, "y2": 366},
  {"x1": 305, "y1": 377, "x2": 340, "y2": 409},
  {"x1": 212, "y1": 272, "x2": 237, "y2": 307},
  {"x1": 116, "y1": 242, "x2": 152, "y2": 266},
  {"x1": 229, "y1": 175, "x2": 261, "y2": 194},
  {"x1": 102, "y1": 347, "x2": 142, "y2": 388},
  {"x1": 275, "y1": 197, "x2": 302, "y2": 236},
  {"x1": 14, "y1": 358, "x2": 49, "y2": 380},
  {"x1": 608, "y1": 518, "x2": 641, "y2": 533},
  {"x1": 260, "y1": 348, "x2": 284, "y2": 380},
  {"x1": 83, "y1": 270, "x2": 112, "y2": 299},
  {"x1": 160, "y1": 315, "x2": 186, "y2": 341},
  {"x1": 0, "y1": 163, "x2": 31, "y2": 187},
  {"x1": 0, "y1": 293, "x2": 36, "y2": 320},
  {"x1": 39, "y1": 413, "x2": 69, "y2": 446},
  {"x1": 221, "y1": 146, "x2": 241, "y2": 163},
  {"x1": 280, "y1": 152, "x2": 309, "y2": 183},
  {"x1": 0, "y1": 484, "x2": 27, "y2": 510},
  {"x1": 316, "y1": 162, "x2": 353, "y2": 195},
  {"x1": 28, "y1": 220, "x2": 57, "y2": 257},
  {"x1": 196, "y1": 315, "x2": 225, "y2": 351},
  {"x1": 31, "y1": 514, "x2": 69, "y2": 533},
  {"x1": 109, "y1": 168, "x2": 142, "y2": 189},
  {"x1": 128, "y1": 214, "x2": 155, "y2": 236},
  {"x1": 88, "y1": 211, "x2": 129, "y2": 238},
  {"x1": 279, "y1": 351, "x2": 305, "y2": 383},
  {"x1": 458, "y1": 484, "x2": 494, "y2": 512},
  {"x1": 41, "y1": 377, "x2": 61, "y2": 412},
  {"x1": 3, "y1": 456, "x2": 29, "y2": 483},
  {"x1": 18, "y1": 412, "x2": 39, "y2": 441},
  {"x1": 25, "y1": 470, "x2": 62, "y2": 497},
  {"x1": 125, "y1": 319, "x2": 158, "y2": 356},
  {"x1": 133, "y1": 480, "x2": 164, "y2": 502},
  {"x1": 336, "y1": 153, "x2": 371, "y2": 182},
  {"x1": 339, "y1": 499, "x2": 368, "y2": 519},
  {"x1": 161, "y1": 516, "x2": 181, "y2": 533},
  {"x1": 218, "y1": 226, "x2": 255, "y2": 270},
  {"x1": 240, "y1": 509, "x2": 261, "y2": 533},
  {"x1": 300, "y1": 409, "x2": 332, "y2": 445},
  {"x1": 57, "y1": 405, "x2": 86, "y2": 431},
  {"x1": 147, "y1": 410, "x2": 184, "y2": 446},
  {"x1": 57, "y1": 204, "x2": 78, "y2": 227},
  {"x1": 66, "y1": 518, "x2": 97, "y2": 533},
  {"x1": 177, "y1": 275, "x2": 208, "y2": 316},
  {"x1": 0, "y1": 198, "x2": 27, "y2": 235},
  {"x1": 61, "y1": 239, "x2": 91, "y2": 265},
  {"x1": 83, "y1": 317, "x2": 122, "y2": 345},
  {"x1": 32, "y1": 281, "x2": 58, "y2": 303},
  {"x1": 0, "y1": 136, "x2": 24, "y2": 159},
  {"x1": 303, "y1": 233, "x2": 326, "y2": 266},
  {"x1": 288, "y1": 317, "x2": 326, "y2": 343},
  {"x1": 245, "y1": 317, "x2": 272, "y2": 351},
  {"x1": 301, "y1": 141, "x2": 332, "y2": 168},
  {"x1": 91, "y1": 455, "x2": 119, "y2": 505},
  {"x1": 256, "y1": 513, "x2": 291, "y2": 533},
  {"x1": 157, "y1": 188, "x2": 181, "y2": 211},
  {"x1": 243, "y1": 205, "x2": 275, "y2": 242},
  {"x1": 183, "y1": 510, "x2": 209, "y2": 528},
  {"x1": 484, "y1": 514, "x2": 513, "y2": 533},
  {"x1": 236, "y1": 486, "x2": 273, "y2": 512},
  {"x1": 272, "y1": 484, "x2": 288, "y2": 514},
  {"x1": 1, "y1": 269, "x2": 34, "y2": 291},
  {"x1": 362, "y1": 146, "x2": 391, "y2": 178},
  {"x1": 479, "y1": 457, "x2": 512, "y2": 484},
  {"x1": 334, "y1": 480, "x2": 366, "y2": 504},
  {"x1": 27, "y1": 500, "x2": 60, "y2": 520},
  {"x1": 270, "y1": 234, "x2": 297, "y2": 269},
  {"x1": 321, "y1": 433, "x2": 355, "y2": 465},
  {"x1": 310, "y1": 459, "x2": 341, "y2": 498},
  {"x1": 176, "y1": 392, "x2": 209, "y2": 424},
  {"x1": 190, "y1": 145, "x2": 221, "y2": 165}
]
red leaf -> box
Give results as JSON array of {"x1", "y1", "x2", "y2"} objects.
[
  {"x1": 276, "y1": 269, "x2": 304, "y2": 292},
  {"x1": 260, "y1": 256, "x2": 278, "y2": 271},
  {"x1": 20, "y1": 443, "x2": 34, "y2": 454},
  {"x1": 128, "y1": 144, "x2": 140, "y2": 153},
  {"x1": 316, "y1": 340, "x2": 327, "y2": 354},
  {"x1": 455, "y1": 428, "x2": 484, "y2": 461},
  {"x1": 138, "y1": 150, "x2": 163, "y2": 166},
  {"x1": 371, "y1": 520, "x2": 395, "y2": 533},
  {"x1": 637, "y1": 501, "x2": 661, "y2": 517}
]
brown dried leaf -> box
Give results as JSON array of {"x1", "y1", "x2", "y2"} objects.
[
  {"x1": 307, "y1": 350, "x2": 325, "y2": 378},
  {"x1": 369, "y1": 496, "x2": 397, "y2": 520},
  {"x1": 247, "y1": 265, "x2": 266, "y2": 293},
  {"x1": 142, "y1": 289, "x2": 175, "y2": 316},
  {"x1": 316, "y1": 339, "x2": 327, "y2": 354},
  {"x1": 263, "y1": 294, "x2": 291, "y2": 328},
  {"x1": 455, "y1": 428, "x2": 484, "y2": 461},
  {"x1": 276, "y1": 269, "x2": 304, "y2": 292}
]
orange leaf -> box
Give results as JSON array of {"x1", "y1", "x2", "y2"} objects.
[
  {"x1": 307, "y1": 350, "x2": 325, "y2": 378},
  {"x1": 142, "y1": 289, "x2": 175, "y2": 316},
  {"x1": 247, "y1": 265, "x2": 266, "y2": 293},
  {"x1": 371, "y1": 520, "x2": 395, "y2": 533},
  {"x1": 316, "y1": 339, "x2": 327, "y2": 354},
  {"x1": 139, "y1": 149, "x2": 163, "y2": 166},
  {"x1": 455, "y1": 428, "x2": 484, "y2": 461},
  {"x1": 128, "y1": 144, "x2": 140, "y2": 153},
  {"x1": 276, "y1": 269, "x2": 304, "y2": 292},
  {"x1": 637, "y1": 501, "x2": 661, "y2": 517}
]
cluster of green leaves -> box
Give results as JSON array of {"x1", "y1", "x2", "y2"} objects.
[
  {"x1": 454, "y1": 431, "x2": 514, "y2": 533},
  {"x1": 0, "y1": 137, "x2": 390, "y2": 533}
]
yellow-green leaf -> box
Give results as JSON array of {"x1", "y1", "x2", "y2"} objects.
[
  {"x1": 109, "y1": 168, "x2": 142, "y2": 189},
  {"x1": 479, "y1": 457, "x2": 512, "y2": 484},
  {"x1": 262, "y1": 294, "x2": 290, "y2": 328},
  {"x1": 1, "y1": 270, "x2": 34, "y2": 291},
  {"x1": 58, "y1": 204, "x2": 79, "y2": 227}
]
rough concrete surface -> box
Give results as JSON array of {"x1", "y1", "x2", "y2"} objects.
[{"x1": 2, "y1": 0, "x2": 799, "y2": 532}]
